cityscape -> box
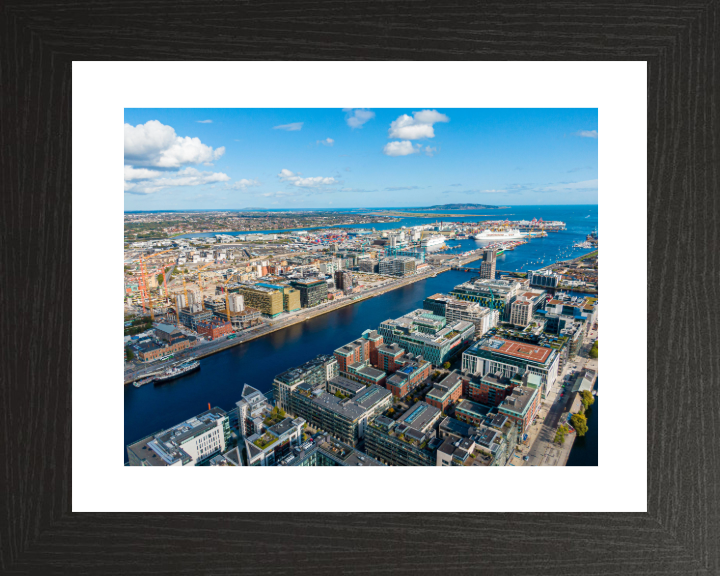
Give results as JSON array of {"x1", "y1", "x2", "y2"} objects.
[{"x1": 124, "y1": 108, "x2": 599, "y2": 467}]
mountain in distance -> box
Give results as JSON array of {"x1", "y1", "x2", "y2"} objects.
[{"x1": 423, "y1": 203, "x2": 509, "y2": 210}]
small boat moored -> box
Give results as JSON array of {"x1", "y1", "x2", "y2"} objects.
[{"x1": 133, "y1": 376, "x2": 156, "y2": 388}]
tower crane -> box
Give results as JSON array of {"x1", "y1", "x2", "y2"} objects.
[
  {"x1": 134, "y1": 248, "x2": 178, "y2": 321},
  {"x1": 196, "y1": 262, "x2": 213, "y2": 310}
]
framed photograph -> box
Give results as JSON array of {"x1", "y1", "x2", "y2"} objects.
[{"x1": 3, "y1": 3, "x2": 717, "y2": 574}]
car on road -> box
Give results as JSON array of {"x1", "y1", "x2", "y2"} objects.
[{"x1": 523, "y1": 456, "x2": 529, "y2": 461}]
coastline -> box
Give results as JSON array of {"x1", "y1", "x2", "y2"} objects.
[
  {"x1": 362, "y1": 211, "x2": 512, "y2": 218},
  {"x1": 135, "y1": 218, "x2": 403, "y2": 240}
]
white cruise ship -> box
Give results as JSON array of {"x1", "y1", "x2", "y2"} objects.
[
  {"x1": 470, "y1": 229, "x2": 528, "y2": 240},
  {"x1": 421, "y1": 235, "x2": 446, "y2": 250}
]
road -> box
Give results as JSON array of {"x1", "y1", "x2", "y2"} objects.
[{"x1": 517, "y1": 322, "x2": 598, "y2": 466}]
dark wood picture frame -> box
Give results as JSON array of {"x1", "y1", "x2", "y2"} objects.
[{"x1": 2, "y1": 2, "x2": 717, "y2": 574}]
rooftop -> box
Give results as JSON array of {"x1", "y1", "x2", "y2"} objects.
[
  {"x1": 456, "y1": 399, "x2": 491, "y2": 418},
  {"x1": 397, "y1": 401, "x2": 441, "y2": 433},
  {"x1": 328, "y1": 375, "x2": 366, "y2": 395},
  {"x1": 439, "y1": 416, "x2": 474, "y2": 438},
  {"x1": 475, "y1": 337, "x2": 552, "y2": 364},
  {"x1": 498, "y1": 386, "x2": 538, "y2": 416}
]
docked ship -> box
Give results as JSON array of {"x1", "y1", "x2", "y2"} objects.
[
  {"x1": 154, "y1": 358, "x2": 201, "y2": 384},
  {"x1": 470, "y1": 228, "x2": 528, "y2": 240},
  {"x1": 421, "y1": 235, "x2": 446, "y2": 250}
]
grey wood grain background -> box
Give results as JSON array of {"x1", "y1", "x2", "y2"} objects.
[{"x1": 1, "y1": 1, "x2": 718, "y2": 574}]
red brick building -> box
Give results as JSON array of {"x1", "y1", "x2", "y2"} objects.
[
  {"x1": 425, "y1": 371, "x2": 463, "y2": 412},
  {"x1": 136, "y1": 337, "x2": 194, "y2": 362},
  {"x1": 362, "y1": 330, "x2": 384, "y2": 367},
  {"x1": 333, "y1": 339, "x2": 370, "y2": 372},
  {"x1": 466, "y1": 373, "x2": 515, "y2": 406},
  {"x1": 498, "y1": 386, "x2": 540, "y2": 435},
  {"x1": 377, "y1": 343, "x2": 405, "y2": 373},
  {"x1": 385, "y1": 356, "x2": 431, "y2": 398},
  {"x1": 196, "y1": 319, "x2": 233, "y2": 341}
]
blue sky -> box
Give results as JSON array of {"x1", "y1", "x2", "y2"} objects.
[{"x1": 124, "y1": 108, "x2": 598, "y2": 210}]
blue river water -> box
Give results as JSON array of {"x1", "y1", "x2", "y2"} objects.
[{"x1": 124, "y1": 205, "x2": 598, "y2": 462}]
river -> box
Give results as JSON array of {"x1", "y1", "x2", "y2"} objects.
[{"x1": 124, "y1": 204, "x2": 598, "y2": 462}]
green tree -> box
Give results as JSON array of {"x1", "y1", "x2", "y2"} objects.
[
  {"x1": 588, "y1": 340, "x2": 598, "y2": 359},
  {"x1": 278, "y1": 408, "x2": 286, "y2": 419},
  {"x1": 554, "y1": 424, "x2": 569, "y2": 444},
  {"x1": 126, "y1": 348, "x2": 135, "y2": 361},
  {"x1": 571, "y1": 413, "x2": 588, "y2": 436},
  {"x1": 580, "y1": 390, "x2": 595, "y2": 410},
  {"x1": 442, "y1": 362, "x2": 451, "y2": 370}
]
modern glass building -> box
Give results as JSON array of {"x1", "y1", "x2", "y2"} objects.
[
  {"x1": 377, "y1": 309, "x2": 475, "y2": 366},
  {"x1": 290, "y1": 278, "x2": 328, "y2": 308}
]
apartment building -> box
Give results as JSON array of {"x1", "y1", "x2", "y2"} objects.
[
  {"x1": 498, "y1": 386, "x2": 541, "y2": 435},
  {"x1": 365, "y1": 402, "x2": 443, "y2": 466},
  {"x1": 272, "y1": 354, "x2": 339, "y2": 412},
  {"x1": 379, "y1": 256, "x2": 417, "y2": 276},
  {"x1": 423, "y1": 293, "x2": 499, "y2": 336},
  {"x1": 289, "y1": 382, "x2": 391, "y2": 446},
  {"x1": 127, "y1": 408, "x2": 230, "y2": 466},
  {"x1": 244, "y1": 416, "x2": 306, "y2": 466},
  {"x1": 235, "y1": 384, "x2": 273, "y2": 439},
  {"x1": 425, "y1": 370, "x2": 463, "y2": 412}
]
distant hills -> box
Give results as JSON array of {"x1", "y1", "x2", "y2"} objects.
[{"x1": 423, "y1": 203, "x2": 508, "y2": 210}]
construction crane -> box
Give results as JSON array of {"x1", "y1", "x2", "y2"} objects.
[
  {"x1": 134, "y1": 248, "x2": 177, "y2": 321},
  {"x1": 160, "y1": 263, "x2": 174, "y2": 304},
  {"x1": 196, "y1": 262, "x2": 213, "y2": 310},
  {"x1": 222, "y1": 277, "x2": 232, "y2": 328}
]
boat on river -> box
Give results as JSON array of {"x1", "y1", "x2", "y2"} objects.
[{"x1": 154, "y1": 359, "x2": 200, "y2": 384}]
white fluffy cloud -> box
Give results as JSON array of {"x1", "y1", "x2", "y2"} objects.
[
  {"x1": 344, "y1": 109, "x2": 375, "y2": 129},
  {"x1": 124, "y1": 166, "x2": 162, "y2": 181},
  {"x1": 388, "y1": 110, "x2": 449, "y2": 140},
  {"x1": 576, "y1": 130, "x2": 598, "y2": 138},
  {"x1": 273, "y1": 122, "x2": 303, "y2": 131},
  {"x1": 124, "y1": 120, "x2": 225, "y2": 168},
  {"x1": 383, "y1": 141, "x2": 420, "y2": 157},
  {"x1": 278, "y1": 169, "x2": 337, "y2": 188},
  {"x1": 229, "y1": 178, "x2": 261, "y2": 190},
  {"x1": 125, "y1": 167, "x2": 230, "y2": 195},
  {"x1": 317, "y1": 138, "x2": 334, "y2": 146},
  {"x1": 196, "y1": 120, "x2": 213, "y2": 123}
]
